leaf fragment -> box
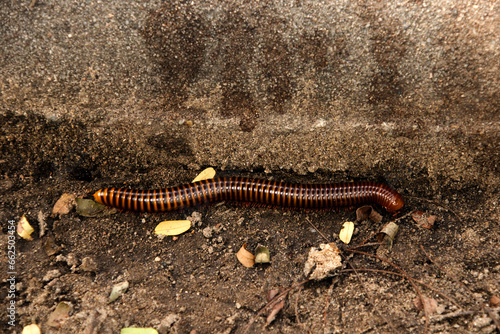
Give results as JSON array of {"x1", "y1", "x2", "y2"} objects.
[
  {"x1": 44, "y1": 235, "x2": 63, "y2": 256},
  {"x1": 265, "y1": 289, "x2": 288, "y2": 327},
  {"x1": 339, "y1": 221, "x2": 354, "y2": 244},
  {"x1": 377, "y1": 222, "x2": 399, "y2": 250},
  {"x1": 76, "y1": 198, "x2": 113, "y2": 217},
  {"x1": 236, "y1": 243, "x2": 255, "y2": 268},
  {"x1": 109, "y1": 281, "x2": 129, "y2": 303},
  {"x1": 192, "y1": 167, "x2": 216, "y2": 182},
  {"x1": 489, "y1": 295, "x2": 500, "y2": 307},
  {"x1": 254, "y1": 245, "x2": 271, "y2": 264},
  {"x1": 120, "y1": 328, "x2": 158, "y2": 334},
  {"x1": 411, "y1": 210, "x2": 437, "y2": 229},
  {"x1": 17, "y1": 215, "x2": 34, "y2": 240},
  {"x1": 51, "y1": 193, "x2": 76, "y2": 217},
  {"x1": 356, "y1": 205, "x2": 382, "y2": 223},
  {"x1": 22, "y1": 324, "x2": 41, "y2": 334},
  {"x1": 413, "y1": 296, "x2": 438, "y2": 315},
  {"x1": 47, "y1": 301, "x2": 72, "y2": 328},
  {"x1": 155, "y1": 220, "x2": 192, "y2": 236}
]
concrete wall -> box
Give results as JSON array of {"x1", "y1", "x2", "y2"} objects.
[{"x1": 1, "y1": 0, "x2": 498, "y2": 194}]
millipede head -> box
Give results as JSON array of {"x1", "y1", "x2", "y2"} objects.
[{"x1": 388, "y1": 193, "x2": 404, "y2": 213}]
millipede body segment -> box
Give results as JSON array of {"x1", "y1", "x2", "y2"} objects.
[{"x1": 93, "y1": 177, "x2": 404, "y2": 213}]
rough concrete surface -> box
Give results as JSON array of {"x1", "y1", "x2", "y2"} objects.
[{"x1": 0, "y1": 0, "x2": 498, "y2": 333}]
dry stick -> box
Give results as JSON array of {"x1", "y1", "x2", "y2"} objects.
[
  {"x1": 305, "y1": 217, "x2": 331, "y2": 242},
  {"x1": 420, "y1": 245, "x2": 500, "y2": 330},
  {"x1": 346, "y1": 249, "x2": 430, "y2": 334},
  {"x1": 242, "y1": 279, "x2": 310, "y2": 334}
]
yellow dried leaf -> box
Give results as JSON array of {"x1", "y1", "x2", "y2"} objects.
[
  {"x1": 155, "y1": 220, "x2": 191, "y2": 236},
  {"x1": 236, "y1": 243, "x2": 255, "y2": 268},
  {"x1": 17, "y1": 215, "x2": 34, "y2": 240},
  {"x1": 22, "y1": 324, "x2": 41, "y2": 334},
  {"x1": 339, "y1": 221, "x2": 354, "y2": 244},
  {"x1": 192, "y1": 167, "x2": 216, "y2": 182},
  {"x1": 109, "y1": 281, "x2": 129, "y2": 303},
  {"x1": 255, "y1": 245, "x2": 271, "y2": 264}
]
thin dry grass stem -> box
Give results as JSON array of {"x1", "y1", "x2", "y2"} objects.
[
  {"x1": 420, "y1": 245, "x2": 499, "y2": 330},
  {"x1": 305, "y1": 217, "x2": 331, "y2": 242}
]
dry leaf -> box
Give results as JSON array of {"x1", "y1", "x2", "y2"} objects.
[
  {"x1": 377, "y1": 222, "x2": 399, "y2": 250},
  {"x1": 356, "y1": 205, "x2": 383, "y2": 223},
  {"x1": 47, "y1": 302, "x2": 72, "y2": 328},
  {"x1": 265, "y1": 289, "x2": 288, "y2": 327},
  {"x1": 155, "y1": 220, "x2": 191, "y2": 236},
  {"x1": 303, "y1": 243, "x2": 342, "y2": 280},
  {"x1": 236, "y1": 243, "x2": 255, "y2": 268},
  {"x1": 109, "y1": 281, "x2": 129, "y2": 303},
  {"x1": 76, "y1": 198, "x2": 111, "y2": 217},
  {"x1": 17, "y1": 215, "x2": 34, "y2": 240},
  {"x1": 255, "y1": 245, "x2": 270, "y2": 264},
  {"x1": 192, "y1": 167, "x2": 216, "y2": 182},
  {"x1": 51, "y1": 193, "x2": 76, "y2": 217},
  {"x1": 413, "y1": 296, "x2": 438, "y2": 315},
  {"x1": 490, "y1": 295, "x2": 500, "y2": 307},
  {"x1": 22, "y1": 324, "x2": 41, "y2": 334},
  {"x1": 44, "y1": 235, "x2": 63, "y2": 256},
  {"x1": 339, "y1": 221, "x2": 354, "y2": 244},
  {"x1": 412, "y1": 211, "x2": 437, "y2": 229}
]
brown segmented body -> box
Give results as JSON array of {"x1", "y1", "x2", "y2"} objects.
[{"x1": 93, "y1": 177, "x2": 404, "y2": 213}]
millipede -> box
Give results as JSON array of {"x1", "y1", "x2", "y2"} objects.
[{"x1": 93, "y1": 177, "x2": 404, "y2": 213}]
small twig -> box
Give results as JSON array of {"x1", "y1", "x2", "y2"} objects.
[
  {"x1": 348, "y1": 241, "x2": 384, "y2": 250},
  {"x1": 431, "y1": 310, "x2": 476, "y2": 322},
  {"x1": 305, "y1": 217, "x2": 330, "y2": 242},
  {"x1": 420, "y1": 245, "x2": 499, "y2": 330}
]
